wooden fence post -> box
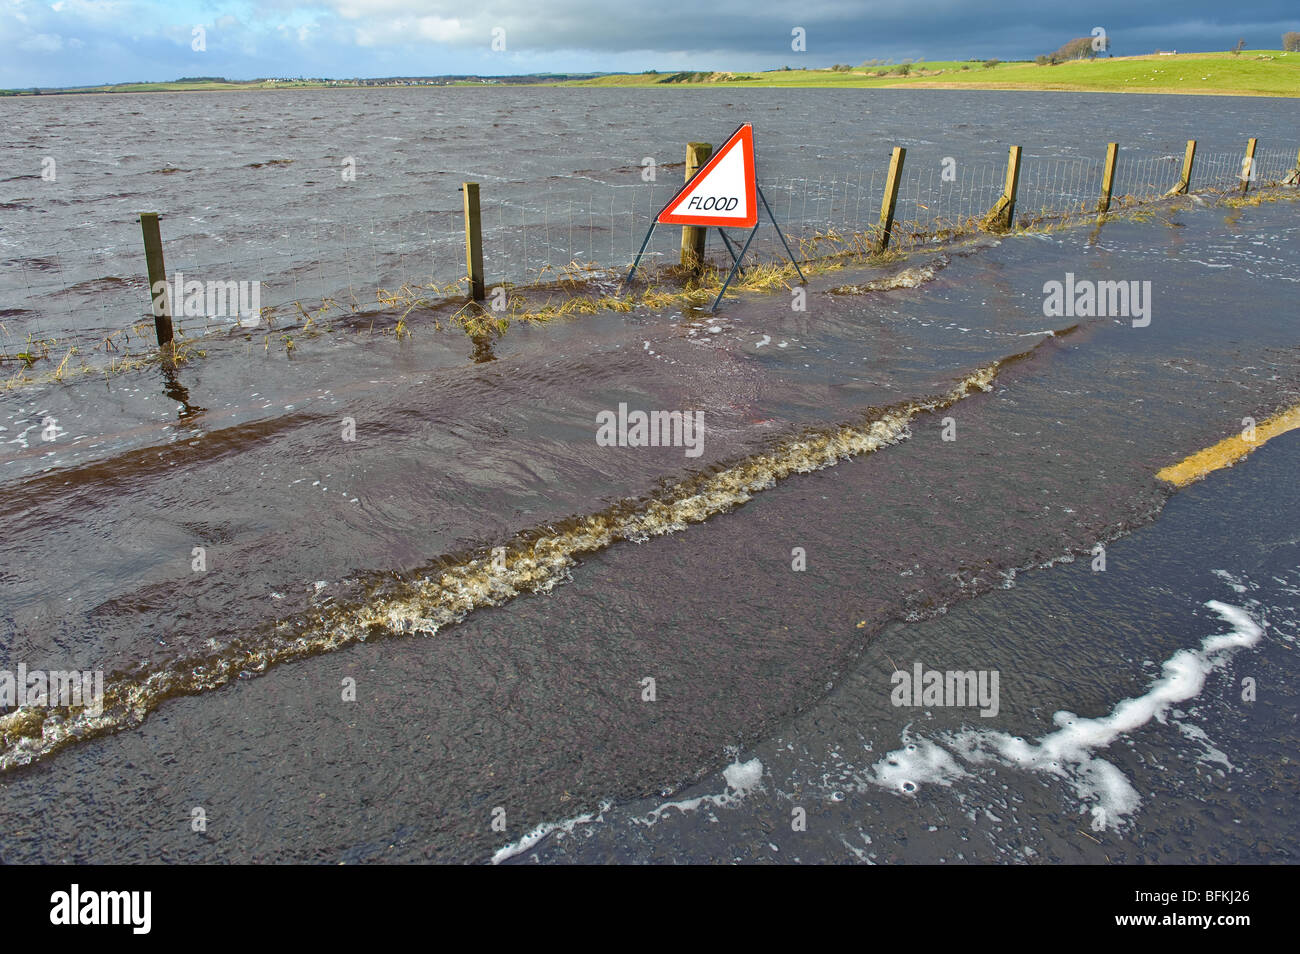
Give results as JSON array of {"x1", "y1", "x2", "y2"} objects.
[
  {"x1": 1240, "y1": 138, "x2": 1258, "y2": 194},
  {"x1": 981, "y1": 145, "x2": 1022, "y2": 230},
  {"x1": 680, "y1": 142, "x2": 712, "y2": 272},
  {"x1": 1098, "y1": 142, "x2": 1119, "y2": 213},
  {"x1": 462, "y1": 182, "x2": 485, "y2": 302},
  {"x1": 138, "y1": 212, "x2": 173, "y2": 350},
  {"x1": 877, "y1": 146, "x2": 906, "y2": 251},
  {"x1": 1165, "y1": 139, "x2": 1196, "y2": 197}
]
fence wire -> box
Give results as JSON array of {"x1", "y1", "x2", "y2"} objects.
[{"x1": 2, "y1": 138, "x2": 1296, "y2": 378}]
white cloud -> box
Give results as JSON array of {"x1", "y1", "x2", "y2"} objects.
[
  {"x1": 416, "y1": 16, "x2": 462, "y2": 43},
  {"x1": 354, "y1": 15, "x2": 465, "y2": 48},
  {"x1": 20, "y1": 31, "x2": 62, "y2": 51},
  {"x1": 42, "y1": 0, "x2": 130, "y2": 25}
]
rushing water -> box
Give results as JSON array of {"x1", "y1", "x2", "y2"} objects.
[{"x1": 0, "y1": 88, "x2": 1297, "y2": 863}]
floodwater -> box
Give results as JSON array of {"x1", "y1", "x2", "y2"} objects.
[
  {"x1": 3, "y1": 87, "x2": 1298, "y2": 342},
  {"x1": 0, "y1": 88, "x2": 1297, "y2": 863}
]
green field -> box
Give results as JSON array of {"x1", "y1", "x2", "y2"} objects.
[
  {"x1": 4, "y1": 51, "x2": 1296, "y2": 98},
  {"x1": 0, "y1": 78, "x2": 334, "y2": 95},
  {"x1": 563, "y1": 51, "x2": 1300, "y2": 97}
]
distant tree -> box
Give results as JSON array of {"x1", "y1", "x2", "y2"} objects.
[
  {"x1": 1285, "y1": 32, "x2": 1300, "y2": 52},
  {"x1": 895, "y1": 63, "x2": 911, "y2": 75},
  {"x1": 1232, "y1": 39, "x2": 1246, "y2": 55},
  {"x1": 983, "y1": 59, "x2": 1000, "y2": 69},
  {"x1": 1049, "y1": 37, "x2": 1097, "y2": 62},
  {"x1": 1034, "y1": 54, "x2": 1050, "y2": 66}
]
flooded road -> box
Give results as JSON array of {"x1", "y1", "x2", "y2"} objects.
[{"x1": 0, "y1": 88, "x2": 1297, "y2": 863}]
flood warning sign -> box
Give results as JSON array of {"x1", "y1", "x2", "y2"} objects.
[{"x1": 657, "y1": 124, "x2": 758, "y2": 229}]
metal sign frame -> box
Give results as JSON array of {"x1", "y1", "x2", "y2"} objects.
[{"x1": 620, "y1": 126, "x2": 805, "y2": 312}]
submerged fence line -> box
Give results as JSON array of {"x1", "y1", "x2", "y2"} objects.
[{"x1": 1, "y1": 135, "x2": 1297, "y2": 371}]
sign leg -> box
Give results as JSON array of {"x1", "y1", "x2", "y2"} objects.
[
  {"x1": 716, "y1": 228, "x2": 742, "y2": 268},
  {"x1": 758, "y1": 186, "x2": 805, "y2": 282},
  {"x1": 620, "y1": 223, "x2": 657, "y2": 295},
  {"x1": 711, "y1": 225, "x2": 760, "y2": 312}
]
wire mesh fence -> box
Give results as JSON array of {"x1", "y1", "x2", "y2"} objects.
[
  {"x1": 2, "y1": 137, "x2": 1296, "y2": 381},
  {"x1": 1017, "y1": 156, "x2": 1106, "y2": 220}
]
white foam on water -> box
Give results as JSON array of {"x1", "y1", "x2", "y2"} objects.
[
  {"x1": 868, "y1": 731, "x2": 969, "y2": 793},
  {"x1": 724, "y1": 757, "x2": 764, "y2": 793},
  {"x1": 1211, "y1": 569, "x2": 1249, "y2": 593},
  {"x1": 490, "y1": 799, "x2": 612, "y2": 865},
  {"x1": 1172, "y1": 718, "x2": 1234, "y2": 770},
  {"x1": 638, "y1": 757, "x2": 765, "y2": 825},
  {"x1": 859, "y1": 601, "x2": 1263, "y2": 822},
  {"x1": 487, "y1": 757, "x2": 764, "y2": 861}
]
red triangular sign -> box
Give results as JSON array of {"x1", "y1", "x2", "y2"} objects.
[{"x1": 657, "y1": 124, "x2": 757, "y2": 229}]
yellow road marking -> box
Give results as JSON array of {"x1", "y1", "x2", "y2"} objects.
[{"x1": 1156, "y1": 405, "x2": 1300, "y2": 488}]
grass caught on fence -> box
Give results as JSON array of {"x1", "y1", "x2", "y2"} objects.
[{"x1": 3, "y1": 169, "x2": 1297, "y2": 391}]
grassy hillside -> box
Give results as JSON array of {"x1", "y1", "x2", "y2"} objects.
[
  {"x1": 5, "y1": 52, "x2": 1295, "y2": 97},
  {"x1": 2, "y1": 79, "x2": 321, "y2": 95},
  {"x1": 563, "y1": 51, "x2": 1300, "y2": 97}
]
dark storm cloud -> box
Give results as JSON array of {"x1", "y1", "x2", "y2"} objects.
[
  {"x1": 2, "y1": 0, "x2": 1297, "y2": 87},
  {"x1": 321, "y1": 0, "x2": 1300, "y2": 59}
]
